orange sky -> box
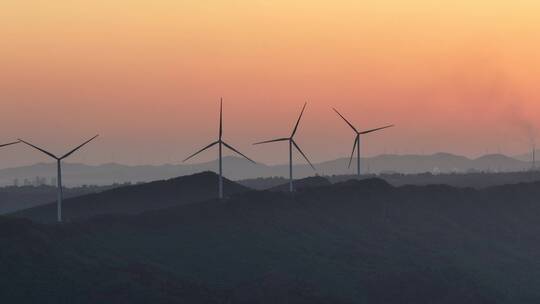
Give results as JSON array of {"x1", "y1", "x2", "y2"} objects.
[{"x1": 1, "y1": 1, "x2": 539, "y2": 168}]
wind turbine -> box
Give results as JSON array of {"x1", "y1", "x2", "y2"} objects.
[
  {"x1": 254, "y1": 102, "x2": 316, "y2": 192},
  {"x1": 532, "y1": 141, "x2": 536, "y2": 171},
  {"x1": 183, "y1": 99, "x2": 255, "y2": 199},
  {"x1": 18, "y1": 135, "x2": 99, "y2": 223},
  {"x1": 0, "y1": 140, "x2": 20, "y2": 148},
  {"x1": 333, "y1": 108, "x2": 393, "y2": 177}
]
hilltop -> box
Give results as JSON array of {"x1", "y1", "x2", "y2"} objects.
[{"x1": 12, "y1": 172, "x2": 249, "y2": 223}]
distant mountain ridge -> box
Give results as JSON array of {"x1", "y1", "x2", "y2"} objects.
[
  {"x1": 513, "y1": 149, "x2": 540, "y2": 162},
  {"x1": 268, "y1": 176, "x2": 332, "y2": 192},
  {"x1": 0, "y1": 153, "x2": 533, "y2": 186}
]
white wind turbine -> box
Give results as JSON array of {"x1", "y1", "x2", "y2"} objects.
[
  {"x1": 254, "y1": 102, "x2": 316, "y2": 192},
  {"x1": 333, "y1": 108, "x2": 393, "y2": 176},
  {"x1": 183, "y1": 99, "x2": 255, "y2": 199},
  {"x1": 19, "y1": 135, "x2": 99, "y2": 222}
]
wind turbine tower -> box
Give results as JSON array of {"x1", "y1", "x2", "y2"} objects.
[
  {"x1": 333, "y1": 108, "x2": 393, "y2": 177},
  {"x1": 533, "y1": 142, "x2": 536, "y2": 171},
  {"x1": 254, "y1": 102, "x2": 316, "y2": 192},
  {"x1": 184, "y1": 99, "x2": 255, "y2": 199},
  {"x1": 19, "y1": 135, "x2": 99, "y2": 222}
]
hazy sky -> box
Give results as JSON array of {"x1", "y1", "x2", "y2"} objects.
[{"x1": 1, "y1": 1, "x2": 539, "y2": 168}]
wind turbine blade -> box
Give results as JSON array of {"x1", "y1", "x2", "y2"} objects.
[
  {"x1": 348, "y1": 135, "x2": 359, "y2": 168},
  {"x1": 0, "y1": 141, "x2": 20, "y2": 148},
  {"x1": 222, "y1": 141, "x2": 256, "y2": 164},
  {"x1": 292, "y1": 140, "x2": 316, "y2": 171},
  {"x1": 291, "y1": 102, "x2": 307, "y2": 137},
  {"x1": 253, "y1": 138, "x2": 289, "y2": 145},
  {"x1": 332, "y1": 108, "x2": 358, "y2": 133},
  {"x1": 60, "y1": 135, "x2": 99, "y2": 159},
  {"x1": 18, "y1": 139, "x2": 58, "y2": 159},
  {"x1": 183, "y1": 141, "x2": 219, "y2": 162},
  {"x1": 359, "y1": 124, "x2": 394, "y2": 135},
  {"x1": 219, "y1": 98, "x2": 223, "y2": 139}
]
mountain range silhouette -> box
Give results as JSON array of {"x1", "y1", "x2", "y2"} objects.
[{"x1": 0, "y1": 153, "x2": 534, "y2": 187}]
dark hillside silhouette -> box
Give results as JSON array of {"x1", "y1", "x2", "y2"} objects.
[
  {"x1": 0, "y1": 217, "x2": 221, "y2": 303},
  {"x1": 240, "y1": 170, "x2": 540, "y2": 190},
  {"x1": 0, "y1": 184, "x2": 115, "y2": 214},
  {"x1": 12, "y1": 172, "x2": 249, "y2": 223},
  {"x1": 5, "y1": 179, "x2": 540, "y2": 302}
]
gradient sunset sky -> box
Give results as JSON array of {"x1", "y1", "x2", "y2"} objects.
[{"x1": 1, "y1": 1, "x2": 539, "y2": 168}]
